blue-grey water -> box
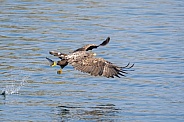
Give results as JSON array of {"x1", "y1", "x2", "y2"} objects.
[{"x1": 0, "y1": 0, "x2": 184, "y2": 121}]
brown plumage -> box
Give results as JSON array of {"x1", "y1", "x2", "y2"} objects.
[
  {"x1": 73, "y1": 37, "x2": 110, "y2": 52},
  {"x1": 46, "y1": 37, "x2": 134, "y2": 78}
]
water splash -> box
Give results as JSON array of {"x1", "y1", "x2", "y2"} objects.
[
  {"x1": 1, "y1": 76, "x2": 28, "y2": 95},
  {"x1": 1, "y1": 70, "x2": 29, "y2": 97}
]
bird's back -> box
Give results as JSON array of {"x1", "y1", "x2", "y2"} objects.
[{"x1": 66, "y1": 51, "x2": 95, "y2": 62}]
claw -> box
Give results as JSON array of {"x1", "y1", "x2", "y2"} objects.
[{"x1": 57, "y1": 69, "x2": 62, "y2": 74}]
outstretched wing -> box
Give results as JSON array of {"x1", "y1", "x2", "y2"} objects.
[
  {"x1": 68, "y1": 57, "x2": 132, "y2": 78},
  {"x1": 73, "y1": 37, "x2": 110, "y2": 52}
]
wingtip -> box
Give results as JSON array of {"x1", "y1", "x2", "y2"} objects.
[
  {"x1": 46, "y1": 57, "x2": 53, "y2": 62},
  {"x1": 99, "y1": 37, "x2": 110, "y2": 46},
  {"x1": 107, "y1": 37, "x2": 110, "y2": 40}
]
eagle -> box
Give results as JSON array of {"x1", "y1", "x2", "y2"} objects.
[{"x1": 46, "y1": 37, "x2": 134, "y2": 78}]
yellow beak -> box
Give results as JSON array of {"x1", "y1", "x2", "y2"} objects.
[
  {"x1": 51, "y1": 61, "x2": 57, "y2": 67},
  {"x1": 46, "y1": 57, "x2": 57, "y2": 67}
]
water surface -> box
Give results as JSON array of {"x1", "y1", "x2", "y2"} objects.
[{"x1": 0, "y1": 0, "x2": 184, "y2": 121}]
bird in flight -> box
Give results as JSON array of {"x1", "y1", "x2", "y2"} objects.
[{"x1": 46, "y1": 37, "x2": 134, "y2": 78}]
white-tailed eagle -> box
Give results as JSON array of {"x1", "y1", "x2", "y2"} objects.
[{"x1": 46, "y1": 37, "x2": 134, "y2": 78}]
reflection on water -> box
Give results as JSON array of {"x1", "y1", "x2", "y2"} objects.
[
  {"x1": 0, "y1": 0, "x2": 184, "y2": 121},
  {"x1": 57, "y1": 104, "x2": 120, "y2": 121}
]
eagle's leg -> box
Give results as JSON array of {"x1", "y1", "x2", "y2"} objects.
[{"x1": 57, "y1": 69, "x2": 62, "y2": 74}]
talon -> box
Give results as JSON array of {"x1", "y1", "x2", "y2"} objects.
[{"x1": 57, "y1": 69, "x2": 62, "y2": 74}]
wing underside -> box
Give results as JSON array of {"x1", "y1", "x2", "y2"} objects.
[{"x1": 68, "y1": 57, "x2": 132, "y2": 78}]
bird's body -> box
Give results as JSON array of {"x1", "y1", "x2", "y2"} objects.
[{"x1": 46, "y1": 37, "x2": 134, "y2": 78}]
